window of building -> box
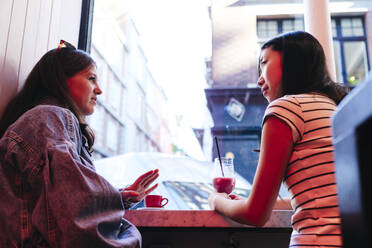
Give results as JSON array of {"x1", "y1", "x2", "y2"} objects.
[
  {"x1": 332, "y1": 16, "x2": 370, "y2": 85},
  {"x1": 106, "y1": 117, "x2": 119, "y2": 153},
  {"x1": 106, "y1": 76, "x2": 122, "y2": 114},
  {"x1": 257, "y1": 18, "x2": 304, "y2": 45}
]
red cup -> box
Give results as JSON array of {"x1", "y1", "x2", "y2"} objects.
[{"x1": 144, "y1": 195, "x2": 168, "y2": 208}]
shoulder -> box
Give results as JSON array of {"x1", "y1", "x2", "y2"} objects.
[
  {"x1": 269, "y1": 95, "x2": 302, "y2": 107},
  {"x1": 25, "y1": 104, "x2": 76, "y2": 120},
  {"x1": 266, "y1": 95, "x2": 303, "y2": 118},
  {"x1": 264, "y1": 95, "x2": 306, "y2": 142},
  {"x1": 21, "y1": 105, "x2": 78, "y2": 130},
  {"x1": 2, "y1": 104, "x2": 83, "y2": 159},
  {"x1": 8, "y1": 104, "x2": 81, "y2": 143}
]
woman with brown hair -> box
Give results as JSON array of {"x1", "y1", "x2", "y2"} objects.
[{"x1": 0, "y1": 41, "x2": 158, "y2": 247}]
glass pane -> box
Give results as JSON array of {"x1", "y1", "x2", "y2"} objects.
[
  {"x1": 257, "y1": 20, "x2": 279, "y2": 40},
  {"x1": 88, "y1": 104, "x2": 105, "y2": 148},
  {"x1": 267, "y1": 20, "x2": 278, "y2": 37},
  {"x1": 333, "y1": 41, "x2": 343, "y2": 83},
  {"x1": 341, "y1": 18, "x2": 353, "y2": 36},
  {"x1": 332, "y1": 19, "x2": 337, "y2": 37},
  {"x1": 344, "y1": 41, "x2": 368, "y2": 85},
  {"x1": 107, "y1": 78, "x2": 122, "y2": 114},
  {"x1": 106, "y1": 119, "x2": 119, "y2": 152},
  {"x1": 352, "y1": 18, "x2": 364, "y2": 36},
  {"x1": 257, "y1": 21, "x2": 267, "y2": 39},
  {"x1": 282, "y1": 20, "x2": 294, "y2": 33},
  {"x1": 294, "y1": 19, "x2": 304, "y2": 31},
  {"x1": 257, "y1": 20, "x2": 266, "y2": 30}
]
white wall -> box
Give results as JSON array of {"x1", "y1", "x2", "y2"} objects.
[{"x1": 0, "y1": 0, "x2": 83, "y2": 117}]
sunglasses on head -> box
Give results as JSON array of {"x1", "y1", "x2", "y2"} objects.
[{"x1": 57, "y1": 40, "x2": 76, "y2": 52}]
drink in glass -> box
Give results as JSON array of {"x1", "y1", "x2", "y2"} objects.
[{"x1": 212, "y1": 157, "x2": 235, "y2": 194}]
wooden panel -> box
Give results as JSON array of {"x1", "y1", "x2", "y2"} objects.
[
  {"x1": 33, "y1": 0, "x2": 52, "y2": 63},
  {"x1": 59, "y1": 0, "x2": 83, "y2": 47},
  {"x1": 18, "y1": 0, "x2": 41, "y2": 90},
  {"x1": 0, "y1": 0, "x2": 27, "y2": 117},
  {"x1": 0, "y1": 0, "x2": 14, "y2": 70},
  {"x1": 47, "y1": 0, "x2": 62, "y2": 50},
  {"x1": 0, "y1": 0, "x2": 83, "y2": 117}
]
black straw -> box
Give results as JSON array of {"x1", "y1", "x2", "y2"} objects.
[{"x1": 215, "y1": 136, "x2": 224, "y2": 176}]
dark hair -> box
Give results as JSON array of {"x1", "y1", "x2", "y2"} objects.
[
  {"x1": 259, "y1": 31, "x2": 348, "y2": 104},
  {"x1": 0, "y1": 47, "x2": 96, "y2": 151}
]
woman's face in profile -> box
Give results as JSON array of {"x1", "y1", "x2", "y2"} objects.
[
  {"x1": 257, "y1": 47, "x2": 283, "y2": 102},
  {"x1": 67, "y1": 65, "x2": 102, "y2": 115}
]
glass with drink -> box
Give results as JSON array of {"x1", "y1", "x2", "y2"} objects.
[{"x1": 212, "y1": 157, "x2": 235, "y2": 194}]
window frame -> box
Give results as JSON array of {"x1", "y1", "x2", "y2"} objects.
[{"x1": 78, "y1": 0, "x2": 94, "y2": 52}]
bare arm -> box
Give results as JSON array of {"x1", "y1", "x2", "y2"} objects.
[{"x1": 209, "y1": 117, "x2": 293, "y2": 226}]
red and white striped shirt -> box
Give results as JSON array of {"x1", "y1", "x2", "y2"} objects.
[{"x1": 264, "y1": 93, "x2": 342, "y2": 247}]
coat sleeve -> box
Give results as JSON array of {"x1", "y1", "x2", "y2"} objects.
[{"x1": 11, "y1": 106, "x2": 141, "y2": 248}]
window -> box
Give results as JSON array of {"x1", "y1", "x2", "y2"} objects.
[
  {"x1": 106, "y1": 76, "x2": 122, "y2": 114},
  {"x1": 106, "y1": 117, "x2": 119, "y2": 153},
  {"x1": 257, "y1": 18, "x2": 304, "y2": 45},
  {"x1": 332, "y1": 16, "x2": 370, "y2": 85},
  {"x1": 257, "y1": 20, "x2": 279, "y2": 42}
]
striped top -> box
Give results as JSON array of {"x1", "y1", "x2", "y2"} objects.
[{"x1": 263, "y1": 94, "x2": 342, "y2": 247}]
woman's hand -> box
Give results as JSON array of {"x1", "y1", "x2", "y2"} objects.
[
  {"x1": 120, "y1": 169, "x2": 159, "y2": 206},
  {"x1": 208, "y1": 192, "x2": 229, "y2": 210}
]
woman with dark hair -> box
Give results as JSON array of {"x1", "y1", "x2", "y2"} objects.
[
  {"x1": 209, "y1": 31, "x2": 348, "y2": 247},
  {"x1": 0, "y1": 41, "x2": 158, "y2": 247}
]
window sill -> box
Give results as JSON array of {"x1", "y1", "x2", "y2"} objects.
[{"x1": 124, "y1": 209, "x2": 293, "y2": 228}]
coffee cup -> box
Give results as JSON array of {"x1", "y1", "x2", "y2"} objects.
[{"x1": 144, "y1": 194, "x2": 168, "y2": 208}]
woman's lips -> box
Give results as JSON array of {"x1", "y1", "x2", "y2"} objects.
[{"x1": 261, "y1": 87, "x2": 268, "y2": 95}]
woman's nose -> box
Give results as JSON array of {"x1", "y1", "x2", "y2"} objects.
[
  {"x1": 257, "y1": 76, "x2": 264, "y2": 87},
  {"x1": 94, "y1": 85, "x2": 102, "y2": 95}
]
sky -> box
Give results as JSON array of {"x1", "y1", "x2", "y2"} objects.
[{"x1": 128, "y1": 0, "x2": 212, "y2": 129}]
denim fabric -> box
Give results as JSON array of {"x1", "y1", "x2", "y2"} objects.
[{"x1": 0, "y1": 103, "x2": 141, "y2": 247}]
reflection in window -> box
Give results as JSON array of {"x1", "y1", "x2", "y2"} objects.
[
  {"x1": 163, "y1": 181, "x2": 251, "y2": 210},
  {"x1": 344, "y1": 41, "x2": 368, "y2": 85}
]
